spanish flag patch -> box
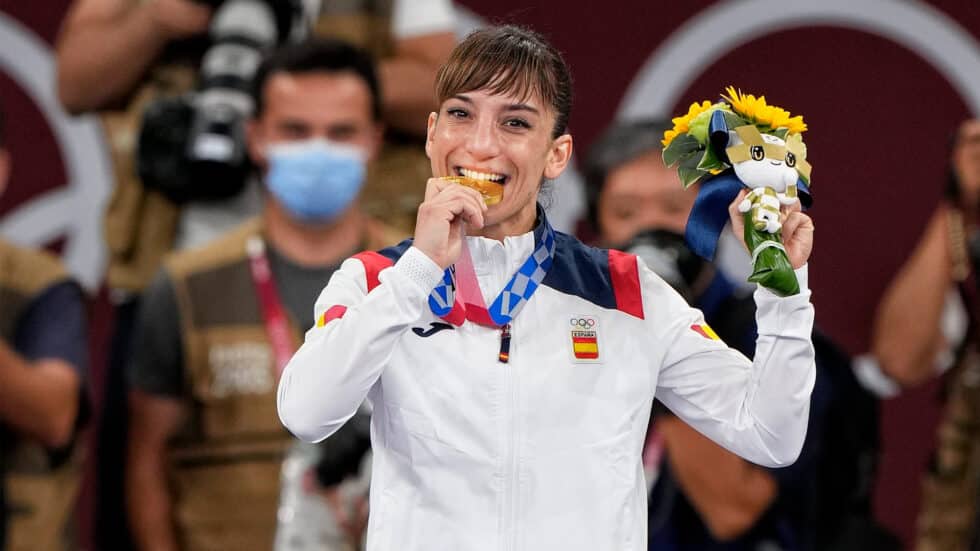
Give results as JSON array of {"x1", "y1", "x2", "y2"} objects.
[
  {"x1": 570, "y1": 316, "x2": 600, "y2": 361},
  {"x1": 690, "y1": 323, "x2": 720, "y2": 340},
  {"x1": 572, "y1": 336, "x2": 599, "y2": 359}
]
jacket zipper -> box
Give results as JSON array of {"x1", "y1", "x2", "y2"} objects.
[
  {"x1": 498, "y1": 323, "x2": 511, "y2": 363},
  {"x1": 506, "y1": 323, "x2": 520, "y2": 550}
]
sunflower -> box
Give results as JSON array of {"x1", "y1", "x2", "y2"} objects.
[
  {"x1": 662, "y1": 100, "x2": 716, "y2": 146},
  {"x1": 722, "y1": 85, "x2": 807, "y2": 134}
]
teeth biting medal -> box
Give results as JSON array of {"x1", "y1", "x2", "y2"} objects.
[{"x1": 441, "y1": 175, "x2": 504, "y2": 205}]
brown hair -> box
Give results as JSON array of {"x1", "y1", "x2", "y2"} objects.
[
  {"x1": 435, "y1": 25, "x2": 573, "y2": 138},
  {"x1": 252, "y1": 39, "x2": 381, "y2": 120}
]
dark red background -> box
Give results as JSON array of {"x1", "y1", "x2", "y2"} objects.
[{"x1": 4, "y1": 1, "x2": 980, "y2": 546}]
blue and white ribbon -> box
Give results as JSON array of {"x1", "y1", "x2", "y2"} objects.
[{"x1": 428, "y1": 215, "x2": 556, "y2": 326}]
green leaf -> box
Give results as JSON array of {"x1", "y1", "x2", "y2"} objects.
[
  {"x1": 678, "y1": 152, "x2": 707, "y2": 188},
  {"x1": 679, "y1": 166, "x2": 706, "y2": 187},
  {"x1": 662, "y1": 134, "x2": 700, "y2": 167},
  {"x1": 697, "y1": 143, "x2": 724, "y2": 172},
  {"x1": 772, "y1": 127, "x2": 789, "y2": 140},
  {"x1": 722, "y1": 111, "x2": 747, "y2": 130},
  {"x1": 687, "y1": 103, "x2": 729, "y2": 144},
  {"x1": 743, "y1": 221, "x2": 799, "y2": 295}
]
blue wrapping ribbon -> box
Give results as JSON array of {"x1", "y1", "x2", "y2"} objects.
[
  {"x1": 685, "y1": 172, "x2": 743, "y2": 260},
  {"x1": 685, "y1": 171, "x2": 812, "y2": 260}
]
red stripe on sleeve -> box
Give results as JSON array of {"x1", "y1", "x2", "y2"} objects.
[
  {"x1": 319, "y1": 305, "x2": 348, "y2": 326},
  {"x1": 352, "y1": 251, "x2": 394, "y2": 292},
  {"x1": 608, "y1": 249, "x2": 645, "y2": 320}
]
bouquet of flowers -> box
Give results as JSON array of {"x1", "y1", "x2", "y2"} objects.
[{"x1": 662, "y1": 86, "x2": 812, "y2": 296}]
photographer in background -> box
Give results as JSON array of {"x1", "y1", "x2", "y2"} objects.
[
  {"x1": 873, "y1": 119, "x2": 980, "y2": 388},
  {"x1": 585, "y1": 120, "x2": 894, "y2": 550},
  {"x1": 874, "y1": 119, "x2": 980, "y2": 550},
  {"x1": 58, "y1": 0, "x2": 454, "y2": 136},
  {"x1": 125, "y1": 38, "x2": 397, "y2": 551},
  {"x1": 0, "y1": 104, "x2": 89, "y2": 551},
  {"x1": 55, "y1": 2, "x2": 454, "y2": 548},
  {"x1": 57, "y1": 0, "x2": 455, "y2": 283}
]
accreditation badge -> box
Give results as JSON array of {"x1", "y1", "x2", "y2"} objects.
[{"x1": 569, "y1": 315, "x2": 602, "y2": 363}]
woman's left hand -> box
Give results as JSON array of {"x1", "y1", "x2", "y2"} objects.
[{"x1": 728, "y1": 189, "x2": 814, "y2": 269}]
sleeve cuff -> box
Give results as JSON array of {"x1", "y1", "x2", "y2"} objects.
[
  {"x1": 391, "y1": 246, "x2": 447, "y2": 296},
  {"x1": 794, "y1": 263, "x2": 809, "y2": 291},
  {"x1": 753, "y1": 263, "x2": 814, "y2": 338},
  {"x1": 754, "y1": 263, "x2": 810, "y2": 300}
]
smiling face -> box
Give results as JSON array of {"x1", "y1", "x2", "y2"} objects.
[
  {"x1": 425, "y1": 88, "x2": 573, "y2": 237},
  {"x1": 730, "y1": 132, "x2": 798, "y2": 192}
]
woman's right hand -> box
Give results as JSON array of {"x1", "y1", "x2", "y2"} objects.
[{"x1": 413, "y1": 178, "x2": 487, "y2": 269}]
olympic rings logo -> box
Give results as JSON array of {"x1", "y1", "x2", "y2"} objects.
[{"x1": 570, "y1": 317, "x2": 596, "y2": 328}]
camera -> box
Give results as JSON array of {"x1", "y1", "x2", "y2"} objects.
[{"x1": 137, "y1": 0, "x2": 304, "y2": 204}]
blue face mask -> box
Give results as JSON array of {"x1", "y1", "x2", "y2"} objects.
[{"x1": 265, "y1": 139, "x2": 367, "y2": 223}]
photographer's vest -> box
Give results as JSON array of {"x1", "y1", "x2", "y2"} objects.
[
  {"x1": 917, "y1": 206, "x2": 980, "y2": 551},
  {"x1": 106, "y1": 0, "x2": 428, "y2": 292},
  {"x1": 163, "y1": 217, "x2": 397, "y2": 551},
  {"x1": 100, "y1": 19, "x2": 201, "y2": 292},
  {"x1": 0, "y1": 240, "x2": 84, "y2": 551}
]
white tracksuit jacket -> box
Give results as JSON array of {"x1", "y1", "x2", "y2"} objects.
[{"x1": 278, "y1": 224, "x2": 815, "y2": 551}]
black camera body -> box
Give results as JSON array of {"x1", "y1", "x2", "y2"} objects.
[{"x1": 137, "y1": 0, "x2": 303, "y2": 204}]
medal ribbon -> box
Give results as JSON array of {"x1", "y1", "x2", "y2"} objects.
[
  {"x1": 247, "y1": 236, "x2": 297, "y2": 379},
  {"x1": 428, "y1": 217, "x2": 557, "y2": 327}
]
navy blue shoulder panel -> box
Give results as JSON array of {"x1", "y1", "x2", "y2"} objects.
[
  {"x1": 541, "y1": 232, "x2": 617, "y2": 310},
  {"x1": 377, "y1": 237, "x2": 414, "y2": 263},
  {"x1": 379, "y1": 233, "x2": 620, "y2": 312}
]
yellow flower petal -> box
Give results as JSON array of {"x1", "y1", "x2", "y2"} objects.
[
  {"x1": 722, "y1": 85, "x2": 806, "y2": 134},
  {"x1": 663, "y1": 100, "x2": 721, "y2": 147}
]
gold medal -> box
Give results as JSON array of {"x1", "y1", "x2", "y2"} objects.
[{"x1": 440, "y1": 176, "x2": 504, "y2": 205}]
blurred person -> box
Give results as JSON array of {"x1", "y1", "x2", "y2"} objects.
[
  {"x1": 0, "y1": 107, "x2": 89, "y2": 550},
  {"x1": 585, "y1": 120, "x2": 895, "y2": 550},
  {"x1": 874, "y1": 119, "x2": 980, "y2": 550},
  {"x1": 55, "y1": 2, "x2": 454, "y2": 548},
  {"x1": 277, "y1": 26, "x2": 817, "y2": 550},
  {"x1": 56, "y1": 0, "x2": 455, "y2": 285},
  {"x1": 125, "y1": 39, "x2": 399, "y2": 551},
  {"x1": 872, "y1": 119, "x2": 980, "y2": 387},
  {"x1": 57, "y1": 0, "x2": 455, "y2": 133}
]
